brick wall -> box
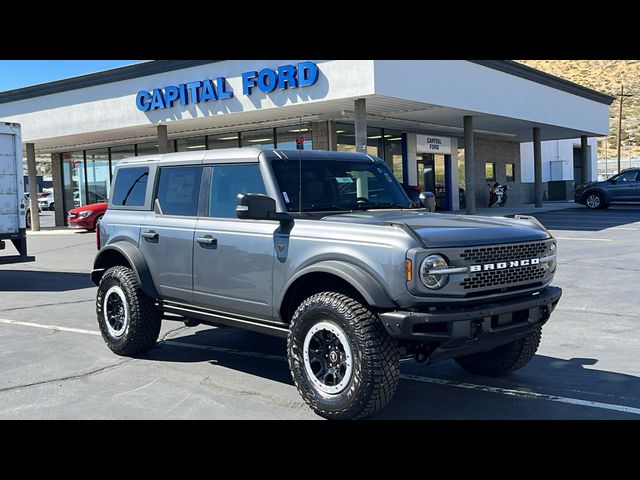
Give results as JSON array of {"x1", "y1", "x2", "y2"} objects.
[
  {"x1": 311, "y1": 121, "x2": 336, "y2": 151},
  {"x1": 473, "y1": 138, "x2": 541, "y2": 207}
]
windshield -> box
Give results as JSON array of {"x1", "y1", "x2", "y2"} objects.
[{"x1": 271, "y1": 159, "x2": 411, "y2": 212}]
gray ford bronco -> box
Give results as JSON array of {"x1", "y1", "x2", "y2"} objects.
[{"x1": 92, "y1": 148, "x2": 562, "y2": 419}]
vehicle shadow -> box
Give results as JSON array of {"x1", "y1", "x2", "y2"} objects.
[
  {"x1": 143, "y1": 327, "x2": 640, "y2": 419},
  {"x1": 0, "y1": 269, "x2": 93, "y2": 292},
  {"x1": 513, "y1": 206, "x2": 640, "y2": 232},
  {"x1": 144, "y1": 327, "x2": 293, "y2": 385},
  {"x1": 375, "y1": 354, "x2": 640, "y2": 419}
]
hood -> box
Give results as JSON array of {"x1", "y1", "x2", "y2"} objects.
[
  {"x1": 69, "y1": 202, "x2": 108, "y2": 214},
  {"x1": 322, "y1": 210, "x2": 550, "y2": 247}
]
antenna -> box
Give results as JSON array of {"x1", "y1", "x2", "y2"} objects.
[{"x1": 298, "y1": 116, "x2": 303, "y2": 213}]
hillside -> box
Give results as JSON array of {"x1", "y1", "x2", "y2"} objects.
[{"x1": 517, "y1": 60, "x2": 640, "y2": 159}]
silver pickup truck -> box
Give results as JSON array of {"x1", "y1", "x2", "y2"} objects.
[{"x1": 91, "y1": 148, "x2": 562, "y2": 419}]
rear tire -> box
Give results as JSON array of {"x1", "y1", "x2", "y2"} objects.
[
  {"x1": 96, "y1": 266, "x2": 161, "y2": 356},
  {"x1": 49, "y1": 203, "x2": 55, "y2": 211},
  {"x1": 288, "y1": 292, "x2": 400, "y2": 420},
  {"x1": 455, "y1": 329, "x2": 542, "y2": 377}
]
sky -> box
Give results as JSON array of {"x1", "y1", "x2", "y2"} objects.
[{"x1": 0, "y1": 60, "x2": 148, "y2": 91}]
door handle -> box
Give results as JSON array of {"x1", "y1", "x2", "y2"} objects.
[
  {"x1": 142, "y1": 230, "x2": 159, "y2": 240},
  {"x1": 197, "y1": 235, "x2": 217, "y2": 246}
]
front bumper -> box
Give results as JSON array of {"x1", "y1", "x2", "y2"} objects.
[
  {"x1": 379, "y1": 286, "x2": 562, "y2": 363},
  {"x1": 68, "y1": 218, "x2": 93, "y2": 229}
]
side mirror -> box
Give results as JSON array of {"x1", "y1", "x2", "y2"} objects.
[
  {"x1": 419, "y1": 191, "x2": 436, "y2": 212},
  {"x1": 236, "y1": 193, "x2": 292, "y2": 222}
]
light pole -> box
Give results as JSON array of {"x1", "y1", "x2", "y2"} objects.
[{"x1": 616, "y1": 84, "x2": 633, "y2": 175}]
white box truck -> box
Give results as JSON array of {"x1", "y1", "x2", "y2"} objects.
[{"x1": 0, "y1": 122, "x2": 34, "y2": 264}]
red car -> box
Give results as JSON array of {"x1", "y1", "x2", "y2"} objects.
[{"x1": 67, "y1": 202, "x2": 108, "y2": 231}]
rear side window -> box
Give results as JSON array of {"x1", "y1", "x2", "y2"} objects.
[
  {"x1": 156, "y1": 166, "x2": 203, "y2": 216},
  {"x1": 112, "y1": 167, "x2": 149, "y2": 206},
  {"x1": 209, "y1": 164, "x2": 266, "y2": 218}
]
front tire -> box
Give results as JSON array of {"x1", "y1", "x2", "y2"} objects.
[
  {"x1": 96, "y1": 266, "x2": 161, "y2": 356},
  {"x1": 287, "y1": 292, "x2": 400, "y2": 420},
  {"x1": 91, "y1": 214, "x2": 103, "y2": 232},
  {"x1": 585, "y1": 192, "x2": 605, "y2": 209},
  {"x1": 455, "y1": 329, "x2": 542, "y2": 377},
  {"x1": 49, "y1": 203, "x2": 55, "y2": 211},
  {"x1": 26, "y1": 210, "x2": 31, "y2": 229}
]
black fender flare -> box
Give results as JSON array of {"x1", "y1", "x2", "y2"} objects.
[
  {"x1": 280, "y1": 260, "x2": 396, "y2": 310},
  {"x1": 91, "y1": 242, "x2": 159, "y2": 299}
]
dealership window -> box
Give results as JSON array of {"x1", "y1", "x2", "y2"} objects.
[
  {"x1": 485, "y1": 162, "x2": 495, "y2": 182},
  {"x1": 276, "y1": 125, "x2": 312, "y2": 150},
  {"x1": 85, "y1": 148, "x2": 110, "y2": 204},
  {"x1": 241, "y1": 128, "x2": 275, "y2": 149},
  {"x1": 61, "y1": 151, "x2": 84, "y2": 215},
  {"x1": 175, "y1": 136, "x2": 207, "y2": 152},
  {"x1": 208, "y1": 133, "x2": 240, "y2": 149},
  {"x1": 136, "y1": 141, "x2": 159, "y2": 156},
  {"x1": 209, "y1": 164, "x2": 266, "y2": 218},
  {"x1": 111, "y1": 167, "x2": 149, "y2": 207},
  {"x1": 111, "y1": 145, "x2": 135, "y2": 166},
  {"x1": 505, "y1": 163, "x2": 515, "y2": 182},
  {"x1": 336, "y1": 123, "x2": 382, "y2": 157},
  {"x1": 384, "y1": 130, "x2": 404, "y2": 184},
  {"x1": 155, "y1": 166, "x2": 203, "y2": 216}
]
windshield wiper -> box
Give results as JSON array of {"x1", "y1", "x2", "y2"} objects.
[
  {"x1": 355, "y1": 202, "x2": 407, "y2": 210},
  {"x1": 299, "y1": 205, "x2": 353, "y2": 212}
]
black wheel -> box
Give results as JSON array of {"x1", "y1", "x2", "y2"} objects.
[
  {"x1": 287, "y1": 292, "x2": 400, "y2": 420},
  {"x1": 585, "y1": 192, "x2": 604, "y2": 210},
  {"x1": 49, "y1": 203, "x2": 55, "y2": 211},
  {"x1": 96, "y1": 266, "x2": 161, "y2": 356},
  {"x1": 91, "y1": 214, "x2": 103, "y2": 232},
  {"x1": 26, "y1": 209, "x2": 31, "y2": 229},
  {"x1": 455, "y1": 329, "x2": 542, "y2": 377}
]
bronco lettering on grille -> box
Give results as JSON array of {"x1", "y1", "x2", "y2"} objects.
[{"x1": 469, "y1": 258, "x2": 540, "y2": 272}]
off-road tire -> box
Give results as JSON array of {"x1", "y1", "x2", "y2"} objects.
[
  {"x1": 96, "y1": 266, "x2": 161, "y2": 356},
  {"x1": 455, "y1": 328, "x2": 542, "y2": 377},
  {"x1": 288, "y1": 292, "x2": 400, "y2": 420}
]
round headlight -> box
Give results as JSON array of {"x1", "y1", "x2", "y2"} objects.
[{"x1": 419, "y1": 254, "x2": 449, "y2": 289}]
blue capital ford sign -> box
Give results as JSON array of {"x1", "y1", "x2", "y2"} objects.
[{"x1": 136, "y1": 61, "x2": 319, "y2": 112}]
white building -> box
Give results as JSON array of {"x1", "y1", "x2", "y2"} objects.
[{"x1": 0, "y1": 60, "x2": 613, "y2": 225}]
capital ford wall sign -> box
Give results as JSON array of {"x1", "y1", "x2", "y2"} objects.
[
  {"x1": 416, "y1": 134, "x2": 452, "y2": 155},
  {"x1": 136, "y1": 61, "x2": 319, "y2": 112}
]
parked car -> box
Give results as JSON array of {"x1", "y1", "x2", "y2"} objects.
[
  {"x1": 574, "y1": 168, "x2": 640, "y2": 209},
  {"x1": 38, "y1": 192, "x2": 55, "y2": 211},
  {"x1": 24, "y1": 193, "x2": 41, "y2": 229},
  {"x1": 67, "y1": 202, "x2": 108, "y2": 231},
  {"x1": 91, "y1": 148, "x2": 561, "y2": 420}
]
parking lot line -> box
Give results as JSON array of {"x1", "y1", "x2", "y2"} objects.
[
  {"x1": 0, "y1": 318, "x2": 101, "y2": 336},
  {"x1": 399, "y1": 374, "x2": 640, "y2": 416},
  {"x1": 1, "y1": 317, "x2": 639, "y2": 417}
]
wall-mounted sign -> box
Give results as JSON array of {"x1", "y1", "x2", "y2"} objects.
[
  {"x1": 135, "y1": 61, "x2": 319, "y2": 112},
  {"x1": 416, "y1": 134, "x2": 452, "y2": 155}
]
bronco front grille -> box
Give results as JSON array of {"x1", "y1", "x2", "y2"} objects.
[
  {"x1": 458, "y1": 241, "x2": 551, "y2": 290},
  {"x1": 459, "y1": 241, "x2": 548, "y2": 264},
  {"x1": 460, "y1": 264, "x2": 547, "y2": 289}
]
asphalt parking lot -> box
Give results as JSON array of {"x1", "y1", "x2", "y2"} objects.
[{"x1": 1, "y1": 206, "x2": 640, "y2": 419}]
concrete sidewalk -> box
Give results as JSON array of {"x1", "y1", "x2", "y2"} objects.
[{"x1": 448, "y1": 201, "x2": 581, "y2": 217}]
